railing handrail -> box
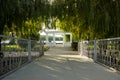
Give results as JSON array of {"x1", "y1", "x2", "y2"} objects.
[{"x1": 97, "y1": 37, "x2": 120, "y2": 41}]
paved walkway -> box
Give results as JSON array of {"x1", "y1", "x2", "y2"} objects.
[{"x1": 2, "y1": 47, "x2": 120, "y2": 80}]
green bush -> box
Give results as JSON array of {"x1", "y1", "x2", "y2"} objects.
[
  {"x1": 32, "y1": 45, "x2": 49, "y2": 51},
  {"x1": 71, "y1": 42, "x2": 78, "y2": 51},
  {"x1": 44, "y1": 46, "x2": 50, "y2": 51},
  {"x1": 2, "y1": 45, "x2": 21, "y2": 51}
]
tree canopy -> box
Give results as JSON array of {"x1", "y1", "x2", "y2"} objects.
[{"x1": 0, "y1": 0, "x2": 120, "y2": 40}]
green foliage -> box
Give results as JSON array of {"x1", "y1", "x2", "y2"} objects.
[
  {"x1": 1, "y1": 0, "x2": 120, "y2": 40},
  {"x1": 44, "y1": 46, "x2": 50, "y2": 51},
  {"x1": 2, "y1": 45, "x2": 21, "y2": 51},
  {"x1": 18, "y1": 19, "x2": 42, "y2": 40}
]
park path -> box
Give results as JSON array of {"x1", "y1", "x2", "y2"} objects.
[{"x1": 2, "y1": 47, "x2": 120, "y2": 80}]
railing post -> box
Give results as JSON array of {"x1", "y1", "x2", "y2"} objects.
[
  {"x1": 80, "y1": 42, "x2": 83, "y2": 56},
  {"x1": 94, "y1": 39, "x2": 97, "y2": 61},
  {"x1": 41, "y1": 41, "x2": 44, "y2": 55},
  {"x1": 78, "y1": 42, "x2": 80, "y2": 54},
  {"x1": 28, "y1": 39, "x2": 31, "y2": 62}
]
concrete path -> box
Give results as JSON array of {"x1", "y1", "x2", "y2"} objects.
[{"x1": 2, "y1": 47, "x2": 120, "y2": 80}]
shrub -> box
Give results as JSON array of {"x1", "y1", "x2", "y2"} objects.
[
  {"x1": 2, "y1": 45, "x2": 21, "y2": 51},
  {"x1": 44, "y1": 46, "x2": 50, "y2": 51}
]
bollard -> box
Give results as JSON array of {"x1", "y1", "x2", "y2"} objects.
[{"x1": 28, "y1": 39, "x2": 31, "y2": 62}]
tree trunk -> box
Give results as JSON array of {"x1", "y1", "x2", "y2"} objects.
[
  {"x1": 0, "y1": 37, "x2": 4, "y2": 59},
  {"x1": 0, "y1": 24, "x2": 4, "y2": 59}
]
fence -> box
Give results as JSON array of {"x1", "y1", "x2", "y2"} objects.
[
  {"x1": 78, "y1": 38, "x2": 120, "y2": 71},
  {"x1": 0, "y1": 35, "x2": 44, "y2": 78}
]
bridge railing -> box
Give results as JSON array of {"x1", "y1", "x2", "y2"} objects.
[
  {"x1": 78, "y1": 38, "x2": 120, "y2": 71},
  {"x1": 0, "y1": 35, "x2": 44, "y2": 78}
]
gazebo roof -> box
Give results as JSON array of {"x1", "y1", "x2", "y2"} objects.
[
  {"x1": 45, "y1": 29, "x2": 64, "y2": 33},
  {"x1": 39, "y1": 29, "x2": 71, "y2": 36}
]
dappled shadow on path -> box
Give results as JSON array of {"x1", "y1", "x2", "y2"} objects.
[{"x1": 31, "y1": 47, "x2": 120, "y2": 80}]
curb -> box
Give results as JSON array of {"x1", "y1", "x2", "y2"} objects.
[{"x1": 95, "y1": 61, "x2": 120, "y2": 75}]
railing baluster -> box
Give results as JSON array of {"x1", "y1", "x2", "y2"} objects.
[
  {"x1": 0, "y1": 35, "x2": 44, "y2": 78},
  {"x1": 78, "y1": 37, "x2": 120, "y2": 71}
]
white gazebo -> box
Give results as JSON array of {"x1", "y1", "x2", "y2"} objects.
[{"x1": 39, "y1": 29, "x2": 72, "y2": 47}]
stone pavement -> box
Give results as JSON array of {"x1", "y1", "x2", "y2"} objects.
[{"x1": 2, "y1": 47, "x2": 120, "y2": 80}]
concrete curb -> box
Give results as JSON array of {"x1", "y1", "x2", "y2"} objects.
[{"x1": 95, "y1": 61, "x2": 120, "y2": 75}]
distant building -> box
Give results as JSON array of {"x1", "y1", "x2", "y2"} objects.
[{"x1": 39, "y1": 28, "x2": 72, "y2": 47}]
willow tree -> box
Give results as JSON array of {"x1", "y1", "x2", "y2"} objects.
[{"x1": 1, "y1": 0, "x2": 120, "y2": 40}]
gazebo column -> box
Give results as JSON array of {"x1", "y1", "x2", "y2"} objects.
[
  {"x1": 46, "y1": 33, "x2": 49, "y2": 45},
  {"x1": 63, "y1": 33, "x2": 66, "y2": 47},
  {"x1": 70, "y1": 33, "x2": 72, "y2": 43},
  {"x1": 53, "y1": 33, "x2": 56, "y2": 46}
]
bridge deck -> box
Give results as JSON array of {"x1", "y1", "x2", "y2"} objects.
[{"x1": 2, "y1": 47, "x2": 120, "y2": 80}]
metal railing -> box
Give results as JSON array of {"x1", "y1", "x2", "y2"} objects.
[
  {"x1": 78, "y1": 38, "x2": 120, "y2": 71},
  {"x1": 0, "y1": 35, "x2": 44, "y2": 78}
]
